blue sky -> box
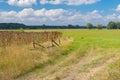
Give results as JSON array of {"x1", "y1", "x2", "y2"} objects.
[{"x1": 0, "y1": 0, "x2": 120, "y2": 26}]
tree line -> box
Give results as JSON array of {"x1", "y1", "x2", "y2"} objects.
[
  {"x1": 0, "y1": 21, "x2": 119, "y2": 29},
  {"x1": 87, "y1": 21, "x2": 120, "y2": 29},
  {"x1": 0, "y1": 23, "x2": 26, "y2": 29}
]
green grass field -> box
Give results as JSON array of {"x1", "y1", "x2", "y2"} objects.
[{"x1": 1, "y1": 29, "x2": 120, "y2": 80}]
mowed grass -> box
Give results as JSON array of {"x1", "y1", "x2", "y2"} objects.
[
  {"x1": 1, "y1": 29, "x2": 120, "y2": 80},
  {"x1": 61, "y1": 29, "x2": 120, "y2": 80},
  {"x1": 62, "y1": 29, "x2": 120, "y2": 48}
]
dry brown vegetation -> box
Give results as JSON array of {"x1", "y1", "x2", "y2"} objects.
[{"x1": 0, "y1": 31, "x2": 62, "y2": 47}]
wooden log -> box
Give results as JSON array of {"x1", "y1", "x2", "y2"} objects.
[
  {"x1": 33, "y1": 40, "x2": 35, "y2": 48},
  {"x1": 52, "y1": 40, "x2": 60, "y2": 47},
  {"x1": 34, "y1": 42, "x2": 46, "y2": 48}
]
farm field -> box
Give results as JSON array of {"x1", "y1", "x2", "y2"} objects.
[{"x1": 1, "y1": 29, "x2": 120, "y2": 80}]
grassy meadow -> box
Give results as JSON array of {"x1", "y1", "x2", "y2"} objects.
[{"x1": 1, "y1": 29, "x2": 120, "y2": 80}]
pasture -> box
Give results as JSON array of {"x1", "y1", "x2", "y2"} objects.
[{"x1": 0, "y1": 29, "x2": 120, "y2": 80}]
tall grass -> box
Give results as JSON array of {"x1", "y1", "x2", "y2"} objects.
[
  {"x1": 0, "y1": 42, "x2": 72, "y2": 80},
  {"x1": 0, "y1": 31, "x2": 64, "y2": 80}
]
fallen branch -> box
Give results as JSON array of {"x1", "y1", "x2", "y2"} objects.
[{"x1": 33, "y1": 41, "x2": 46, "y2": 48}]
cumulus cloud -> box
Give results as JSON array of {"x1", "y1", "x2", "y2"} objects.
[
  {"x1": 0, "y1": 8, "x2": 69, "y2": 24},
  {"x1": 104, "y1": 14, "x2": 120, "y2": 24},
  {"x1": 40, "y1": 0, "x2": 62, "y2": 5},
  {"x1": 17, "y1": 8, "x2": 34, "y2": 18},
  {"x1": 0, "y1": 8, "x2": 120, "y2": 25},
  {"x1": 116, "y1": 4, "x2": 120, "y2": 12},
  {"x1": 0, "y1": 11, "x2": 17, "y2": 22},
  {"x1": 83, "y1": 10, "x2": 102, "y2": 21},
  {"x1": 40, "y1": 0, "x2": 100, "y2": 5},
  {"x1": 8, "y1": 0, "x2": 36, "y2": 7}
]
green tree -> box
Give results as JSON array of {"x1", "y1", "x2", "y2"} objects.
[
  {"x1": 42, "y1": 24, "x2": 46, "y2": 29},
  {"x1": 87, "y1": 23, "x2": 93, "y2": 29},
  {"x1": 107, "y1": 21, "x2": 117, "y2": 29},
  {"x1": 97, "y1": 23, "x2": 102, "y2": 29},
  {"x1": 116, "y1": 22, "x2": 120, "y2": 29},
  {"x1": 42, "y1": 24, "x2": 46, "y2": 27},
  {"x1": 68, "y1": 24, "x2": 74, "y2": 28}
]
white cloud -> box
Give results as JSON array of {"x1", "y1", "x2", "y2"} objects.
[
  {"x1": 0, "y1": 11, "x2": 18, "y2": 22},
  {"x1": 83, "y1": 10, "x2": 102, "y2": 21},
  {"x1": 66, "y1": 0, "x2": 100, "y2": 5},
  {"x1": 116, "y1": 4, "x2": 120, "y2": 12},
  {"x1": 0, "y1": 8, "x2": 70, "y2": 24},
  {"x1": 40, "y1": 0, "x2": 100, "y2": 5},
  {"x1": 34, "y1": 8, "x2": 46, "y2": 17},
  {"x1": 0, "y1": 8, "x2": 120, "y2": 25},
  {"x1": 0, "y1": 11, "x2": 17, "y2": 17},
  {"x1": 17, "y1": 8, "x2": 34, "y2": 18},
  {"x1": 104, "y1": 14, "x2": 120, "y2": 24},
  {"x1": 8, "y1": 0, "x2": 36, "y2": 7},
  {"x1": 105, "y1": 14, "x2": 117, "y2": 20},
  {"x1": 40, "y1": 0, "x2": 62, "y2": 4}
]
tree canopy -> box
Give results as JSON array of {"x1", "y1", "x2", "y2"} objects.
[
  {"x1": 87, "y1": 23, "x2": 93, "y2": 29},
  {"x1": 107, "y1": 21, "x2": 117, "y2": 29},
  {"x1": 97, "y1": 24, "x2": 102, "y2": 29}
]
